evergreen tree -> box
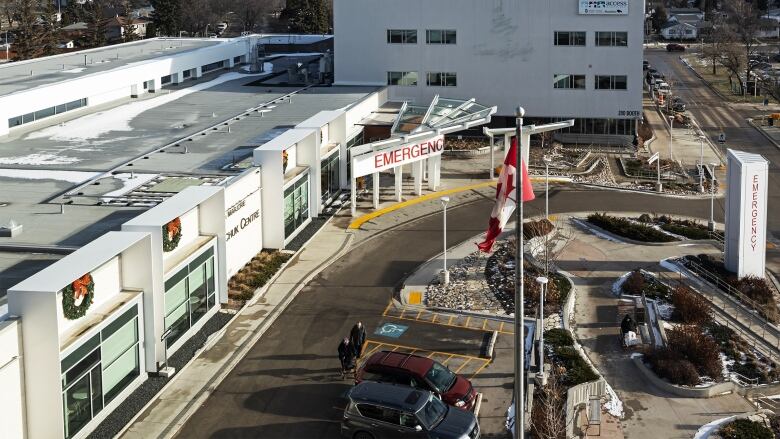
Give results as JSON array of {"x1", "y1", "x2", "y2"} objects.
[
  {"x1": 150, "y1": 0, "x2": 180, "y2": 36},
  {"x1": 121, "y1": 0, "x2": 139, "y2": 42},
  {"x1": 282, "y1": 0, "x2": 330, "y2": 34},
  {"x1": 83, "y1": 0, "x2": 106, "y2": 48},
  {"x1": 13, "y1": 0, "x2": 45, "y2": 60}
]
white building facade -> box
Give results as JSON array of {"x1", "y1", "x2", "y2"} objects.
[{"x1": 334, "y1": 0, "x2": 644, "y2": 136}]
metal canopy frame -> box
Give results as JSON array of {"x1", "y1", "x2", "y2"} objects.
[{"x1": 483, "y1": 120, "x2": 575, "y2": 177}]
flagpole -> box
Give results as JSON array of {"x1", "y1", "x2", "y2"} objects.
[{"x1": 514, "y1": 106, "x2": 525, "y2": 439}]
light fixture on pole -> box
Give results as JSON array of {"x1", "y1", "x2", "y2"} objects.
[
  {"x1": 668, "y1": 115, "x2": 675, "y2": 162},
  {"x1": 536, "y1": 276, "x2": 548, "y2": 386},
  {"x1": 441, "y1": 196, "x2": 450, "y2": 285},
  {"x1": 514, "y1": 106, "x2": 525, "y2": 439},
  {"x1": 709, "y1": 163, "x2": 717, "y2": 232},
  {"x1": 698, "y1": 134, "x2": 706, "y2": 193}
]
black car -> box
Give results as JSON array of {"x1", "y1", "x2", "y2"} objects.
[
  {"x1": 342, "y1": 382, "x2": 480, "y2": 439},
  {"x1": 666, "y1": 43, "x2": 686, "y2": 52}
]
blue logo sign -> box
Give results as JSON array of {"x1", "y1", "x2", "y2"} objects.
[{"x1": 374, "y1": 323, "x2": 408, "y2": 339}]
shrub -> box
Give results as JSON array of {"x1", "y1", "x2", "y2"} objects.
[
  {"x1": 671, "y1": 286, "x2": 711, "y2": 325},
  {"x1": 551, "y1": 345, "x2": 599, "y2": 386},
  {"x1": 524, "y1": 219, "x2": 554, "y2": 239},
  {"x1": 645, "y1": 326, "x2": 722, "y2": 385},
  {"x1": 622, "y1": 270, "x2": 646, "y2": 295},
  {"x1": 545, "y1": 328, "x2": 574, "y2": 347},
  {"x1": 228, "y1": 251, "x2": 290, "y2": 302},
  {"x1": 637, "y1": 213, "x2": 653, "y2": 223},
  {"x1": 719, "y1": 419, "x2": 773, "y2": 439},
  {"x1": 587, "y1": 212, "x2": 678, "y2": 243}
]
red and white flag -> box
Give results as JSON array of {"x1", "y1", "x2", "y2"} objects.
[{"x1": 477, "y1": 137, "x2": 535, "y2": 253}]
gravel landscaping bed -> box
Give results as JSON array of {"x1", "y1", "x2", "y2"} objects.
[{"x1": 87, "y1": 311, "x2": 234, "y2": 439}]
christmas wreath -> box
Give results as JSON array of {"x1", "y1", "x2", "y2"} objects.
[
  {"x1": 282, "y1": 150, "x2": 289, "y2": 172},
  {"x1": 162, "y1": 217, "x2": 182, "y2": 252},
  {"x1": 62, "y1": 273, "x2": 94, "y2": 320}
]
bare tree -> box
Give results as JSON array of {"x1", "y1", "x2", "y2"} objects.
[
  {"x1": 724, "y1": 0, "x2": 761, "y2": 95},
  {"x1": 530, "y1": 368, "x2": 567, "y2": 439},
  {"x1": 699, "y1": 14, "x2": 730, "y2": 75},
  {"x1": 720, "y1": 42, "x2": 746, "y2": 95},
  {"x1": 179, "y1": 0, "x2": 214, "y2": 36}
]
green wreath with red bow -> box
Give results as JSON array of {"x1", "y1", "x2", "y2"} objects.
[
  {"x1": 162, "y1": 217, "x2": 182, "y2": 252},
  {"x1": 62, "y1": 273, "x2": 95, "y2": 320}
]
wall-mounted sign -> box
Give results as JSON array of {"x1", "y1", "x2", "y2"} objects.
[
  {"x1": 224, "y1": 171, "x2": 263, "y2": 277},
  {"x1": 352, "y1": 134, "x2": 445, "y2": 178},
  {"x1": 579, "y1": 0, "x2": 628, "y2": 15}
]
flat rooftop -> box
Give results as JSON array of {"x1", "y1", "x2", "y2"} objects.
[
  {"x1": 0, "y1": 66, "x2": 378, "y2": 300},
  {"x1": 0, "y1": 38, "x2": 223, "y2": 97}
]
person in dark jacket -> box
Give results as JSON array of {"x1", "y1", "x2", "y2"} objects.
[
  {"x1": 338, "y1": 337, "x2": 354, "y2": 378},
  {"x1": 350, "y1": 321, "x2": 366, "y2": 358}
]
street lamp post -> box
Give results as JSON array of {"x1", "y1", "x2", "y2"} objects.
[
  {"x1": 669, "y1": 115, "x2": 675, "y2": 162},
  {"x1": 698, "y1": 135, "x2": 706, "y2": 192},
  {"x1": 514, "y1": 107, "x2": 525, "y2": 439},
  {"x1": 543, "y1": 155, "x2": 551, "y2": 276},
  {"x1": 709, "y1": 163, "x2": 717, "y2": 232},
  {"x1": 536, "y1": 276, "x2": 548, "y2": 386},
  {"x1": 441, "y1": 196, "x2": 450, "y2": 285}
]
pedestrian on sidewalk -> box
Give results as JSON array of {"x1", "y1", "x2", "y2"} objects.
[
  {"x1": 350, "y1": 321, "x2": 366, "y2": 358},
  {"x1": 338, "y1": 337, "x2": 355, "y2": 378}
]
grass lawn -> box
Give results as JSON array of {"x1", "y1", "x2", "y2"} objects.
[{"x1": 682, "y1": 55, "x2": 771, "y2": 105}]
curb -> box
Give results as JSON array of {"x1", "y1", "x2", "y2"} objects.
[
  {"x1": 572, "y1": 216, "x2": 719, "y2": 248},
  {"x1": 115, "y1": 212, "x2": 352, "y2": 439},
  {"x1": 576, "y1": 182, "x2": 722, "y2": 199},
  {"x1": 473, "y1": 392, "x2": 484, "y2": 418},
  {"x1": 486, "y1": 330, "x2": 499, "y2": 359}
]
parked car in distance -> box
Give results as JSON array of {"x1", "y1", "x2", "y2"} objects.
[
  {"x1": 643, "y1": 60, "x2": 650, "y2": 70},
  {"x1": 356, "y1": 350, "x2": 478, "y2": 411},
  {"x1": 342, "y1": 381, "x2": 480, "y2": 439},
  {"x1": 666, "y1": 43, "x2": 686, "y2": 52},
  {"x1": 672, "y1": 101, "x2": 686, "y2": 112},
  {"x1": 655, "y1": 82, "x2": 671, "y2": 95}
]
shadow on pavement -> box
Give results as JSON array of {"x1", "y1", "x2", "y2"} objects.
[
  {"x1": 243, "y1": 383, "x2": 352, "y2": 419},
  {"x1": 208, "y1": 420, "x2": 341, "y2": 439}
]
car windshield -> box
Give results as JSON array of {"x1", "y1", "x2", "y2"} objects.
[
  {"x1": 416, "y1": 394, "x2": 448, "y2": 430},
  {"x1": 425, "y1": 362, "x2": 457, "y2": 392}
]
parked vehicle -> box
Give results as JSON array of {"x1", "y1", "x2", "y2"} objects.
[
  {"x1": 672, "y1": 102, "x2": 686, "y2": 112},
  {"x1": 655, "y1": 82, "x2": 671, "y2": 95},
  {"x1": 356, "y1": 350, "x2": 478, "y2": 411},
  {"x1": 643, "y1": 60, "x2": 650, "y2": 70},
  {"x1": 216, "y1": 22, "x2": 228, "y2": 32},
  {"x1": 666, "y1": 43, "x2": 686, "y2": 52},
  {"x1": 342, "y1": 381, "x2": 480, "y2": 439}
]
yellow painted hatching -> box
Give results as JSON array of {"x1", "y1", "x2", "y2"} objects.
[{"x1": 408, "y1": 291, "x2": 422, "y2": 304}]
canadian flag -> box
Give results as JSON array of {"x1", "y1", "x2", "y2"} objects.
[{"x1": 477, "y1": 137, "x2": 535, "y2": 253}]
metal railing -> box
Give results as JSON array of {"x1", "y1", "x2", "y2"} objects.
[
  {"x1": 656, "y1": 269, "x2": 780, "y2": 367},
  {"x1": 753, "y1": 393, "x2": 780, "y2": 413},
  {"x1": 565, "y1": 379, "x2": 605, "y2": 439},
  {"x1": 730, "y1": 372, "x2": 759, "y2": 387}
]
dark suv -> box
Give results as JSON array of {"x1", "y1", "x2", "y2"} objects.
[
  {"x1": 666, "y1": 43, "x2": 686, "y2": 52},
  {"x1": 356, "y1": 350, "x2": 478, "y2": 411},
  {"x1": 342, "y1": 381, "x2": 480, "y2": 439}
]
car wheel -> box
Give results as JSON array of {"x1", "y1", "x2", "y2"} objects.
[{"x1": 354, "y1": 432, "x2": 374, "y2": 439}]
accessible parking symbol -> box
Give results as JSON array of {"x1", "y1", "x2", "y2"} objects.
[{"x1": 374, "y1": 323, "x2": 408, "y2": 339}]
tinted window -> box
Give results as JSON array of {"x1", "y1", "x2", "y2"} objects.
[
  {"x1": 425, "y1": 362, "x2": 456, "y2": 392},
  {"x1": 416, "y1": 395, "x2": 448, "y2": 430},
  {"x1": 356, "y1": 404, "x2": 401, "y2": 424}
]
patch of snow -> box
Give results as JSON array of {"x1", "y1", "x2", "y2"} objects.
[
  {"x1": 612, "y1": 272, "x2": 631, "y2": 296},
  {"x1": 506, "y1": 401, "x2": 515, "y2": 435},
  {"x1": 660, "y1": 257, "x2": 684, "y2": 275},
  {"x1": 645, "y1": 302, "x2": 664, "y2": 347},
  {"x1": 720, "y1": 352, "x2": 735, "y2": 380},
  {"x1": 26, "y1": 71, "x2": 270, "y2": 142},
  {"x1": 630, "y1": 352, "x2": 643, "y2": 359},
  {"x1": 693, "y1": 415, "x2": 738, "y2": 439},
  {"x1": 62, "y1": 67, "x2": 86, "y2": 73},
  {"x1": 101, "y1": 173, "x2": 158, "y2": 198},
  {"x1": 264, "y1": 62, "x2": 273, "y2": 72},
  {"x1": 0, "y1": 168, "x2": 98, "y2": 183},
  {"x1": 0, "y1": 153, "x2": 80, "y2": 165},
  {"x1": 603, "y1": 381, "x2": 623, "y2": 418},
  {"x1": 571, "y1": 218, "x2": 625, "y2": 243},
  {"x1": 655, "y1": 301, "x2": 675, "y2": 320}
]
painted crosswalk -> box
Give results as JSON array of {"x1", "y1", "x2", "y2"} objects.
[{"x1": 382, "y1": 300, "x2": 514, "y2": 335}]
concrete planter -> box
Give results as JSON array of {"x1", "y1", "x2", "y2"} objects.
[{"x1": 632, "y1": 356, "x2": 735, "y2": 398}]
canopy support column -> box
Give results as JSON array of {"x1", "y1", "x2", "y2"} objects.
[
  {"x1": 394, "y1": 166, "x2": 403, "y2": 201},
  {"x1": 351, "y1": 177, "x2": 356, "y2": 217},
  {"x1": 414, "y1": 161, "x2": 423, "y2": 195},
  {"x1": 427, "y1": 156, "x2": 437, "y2": 191},
  {"x1": 373, "y1": 172, "x2": 380, "y2": 209}
]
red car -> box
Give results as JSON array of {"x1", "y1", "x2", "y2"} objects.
[
  {"x1": 666, "y1": 43, "x2": 686, "y2": 52},
  {"x1": 355, "y1": 350, "x2": 478, "y2": 411}
]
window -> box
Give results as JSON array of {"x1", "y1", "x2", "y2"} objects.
[
  {"x1": 387, "y1": 71, "x2": 418, "y2": 86},
  {"x1": 7, "y1": 98, "x2": 87, "y2": 129},
  {"x1": 387, "y1": 29, "x2": 417, "y2": 44},
  {"x1": 426, "y1": 29, "x2": 456, "y2": 44},
  {"x1": 284, "y1": 173, "x2": 310, "y2": 238},
  {"x1": 595, "y1": 75, "x2": 627, "y2": 90},
  {"x1": 61, "y1": 306, "x2": 140, "y2": 438},
  {"x1": 346, "y1": 130, "x2": 363, "y2": 180},
  {"x1": 553, "y1": 74, "x2": 586, "y2": 89},
  {"x1": 595, "y1": 31, "x2": 628, "y2": 47},
  {"x1": 426, "y1": 72, "x2": 457, "y2": 87},
  {"x1": 201, "y1": 60, "x2": 225, "y2": 73},
  {"x1": 554, "y1": 31, "x2": 586, "y2": 46},
  {"x1": 160, "y1": 75, "x2": 172, "y2": 85},
  {"x1": 320, "y1": 152, "x2": 340, "y2": 204},
  {"x1": 163, "y1": 246, "x2": 217, "y2": 349}
]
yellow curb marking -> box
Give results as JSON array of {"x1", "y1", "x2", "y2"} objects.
[
  {"x1": 448, "y1": 315, "x2": 455, "y2": 325},
  {"x1": 416, "y1": 309, "x2": 424, "y2": 319},
  {"x1": 442, "y1": 354, "x2": 455, "y2": 365},
  {"x1": 408, "y1": 291, "x2": 422, "y2": 305},
  {"x1": 465, "y1": 316, "x2": 471, "y2": 328},
  {"x1": 348, "y1": 181, "x2": 497, "y2": 229},
  {"x1": 454, "y1": 358, "x2": 472, "y2": 374},
  {"x1": 482, "y1": 318, "x2": 488, "y2": 330}
]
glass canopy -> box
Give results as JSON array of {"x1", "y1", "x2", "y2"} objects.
[{"x1": 391, "y1": 95, "x2": 494, "y2": 135}]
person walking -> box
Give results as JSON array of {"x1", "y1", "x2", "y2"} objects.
[
  {"x1": 350, "y1": 321, "x2": 366, "y2": 359},
  {"x1": 338, "y1": 337, "x2": 355, "y2": 378}
]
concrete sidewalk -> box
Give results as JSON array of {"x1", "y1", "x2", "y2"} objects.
[
  {"x1": 644, "y1": 94, "x2": 723, "y2": 166},
  {"x1": 118, "y1": 221, "x2": 353, "y2": 439}
]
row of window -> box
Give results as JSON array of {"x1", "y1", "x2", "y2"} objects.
[
  {"x1": 164, "y1": 247, "x2": 217, "y2": 349},
  {"x1": 387, "y1": 29, "x2": 456, "y2": 45},
  {"x1": 554, "y1": 31, "x2": 628, "y2": 47},
  {"x1": 8, "y1": 98, "x2": 87, "y2": 127},
  {"x1": 387, "y1": 71, "x2": 457, "y2": 87},
  {"x1": 554, "y1": 74, "x2": 627, "y2": 90}
]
